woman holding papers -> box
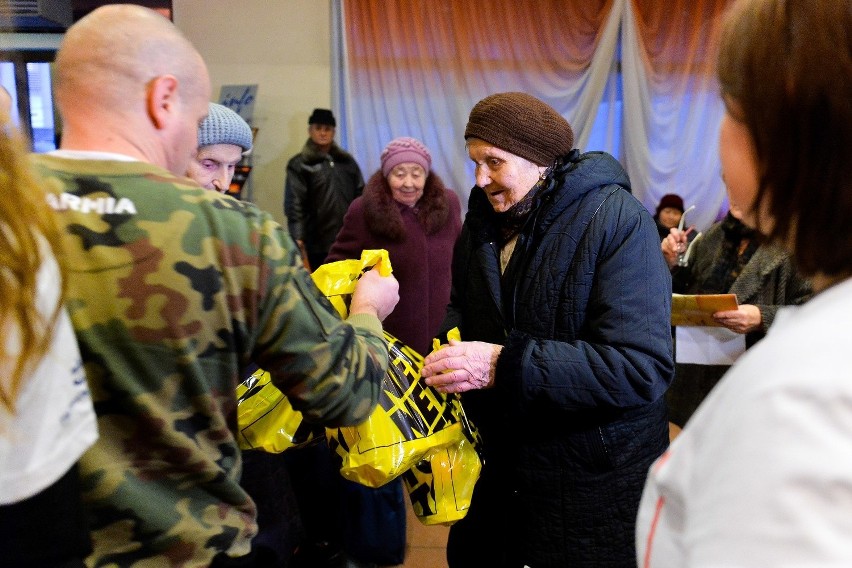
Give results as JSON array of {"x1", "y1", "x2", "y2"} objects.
[
  {"x1": 638, "y1": 0, "x2": 852, "y2": 565},
  {"x1": 662, "y1": 206, "x2": 811, "y2": 427}
]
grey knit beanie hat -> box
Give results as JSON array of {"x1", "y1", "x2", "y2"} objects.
[
  {"x1": 198, "y1": 103, "x2": 253, "y2": 153},
  {"x1": 464, "y1": 92, "x2": 574, "y2": 166}
]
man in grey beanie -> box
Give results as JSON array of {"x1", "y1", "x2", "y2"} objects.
[{"x1": 187, "y1": 102, "x2": 253, "y2": 193}]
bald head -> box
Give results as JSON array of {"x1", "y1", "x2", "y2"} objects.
[{"x1": 54, "y1": 4, "x2": 211, "y2": 174}]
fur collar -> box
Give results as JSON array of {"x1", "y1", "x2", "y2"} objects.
[
  {"x1": 300, "y1": 139, "x2": 354, "y2": 165},
  {"x1": 363, "y1": 170, "x2": 451, "y2": 241}
]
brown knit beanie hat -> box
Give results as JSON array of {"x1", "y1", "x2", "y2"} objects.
[{"x1": 464, "y1": 92, "x2": 575, "y2": 166}]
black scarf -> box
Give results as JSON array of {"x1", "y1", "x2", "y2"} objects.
[
  {"x1": 495, "y1": 172, "x2": 549, "y2": 243},
  {"x1": 701, "y1": 212, "x2": 760, "y2": 293}
]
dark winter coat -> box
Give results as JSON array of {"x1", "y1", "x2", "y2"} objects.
[
  {"x1": 442, "y1": 151, "x2": 674, "y2": 567},
  {"x1": 667, "y1": 217, "x2": 812, "y2": 426},
  {"x1": 325, "y1": 170, "x2": 461, "y2": 355},
  {"x1": 284, "y1": 140, "x2": 364, "y2": 266}
]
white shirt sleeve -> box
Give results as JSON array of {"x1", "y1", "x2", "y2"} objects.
[
  {"x1": 639, "y1": 337, "x2": 852, "y2": 566},
  {"x1": 0, "y1": 247, "x2": 98, "y2": 505}
]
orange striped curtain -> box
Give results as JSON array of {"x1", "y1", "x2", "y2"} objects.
[{"x1": 338, "y1": 0, "x2": 734, "y2": 226}]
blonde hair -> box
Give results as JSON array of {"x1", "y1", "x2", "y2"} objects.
[{"x1": 0, "y1": 119, "x2": 67, "y2": 412}]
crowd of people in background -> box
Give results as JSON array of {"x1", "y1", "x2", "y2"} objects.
[{"x1": 1, "y1": 0, "x2": 850, "y2": 567}]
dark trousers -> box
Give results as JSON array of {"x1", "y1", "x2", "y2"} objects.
[
  {"x1": 0, "y1": 464, "x2": 91, "y2": 568},
  {"x1": 240, "y1": 450, "x2": 305, "y2": 567},
  {"x1": 284, "y1": 441, "x2": 346, "y2": 568}
]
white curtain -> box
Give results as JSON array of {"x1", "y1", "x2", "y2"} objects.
[{"x1": 334, "y1": 0, "x2": 732, "y2": 231}]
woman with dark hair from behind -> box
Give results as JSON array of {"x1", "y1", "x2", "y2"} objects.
[
  {"x1": 637, "y1": 0, "x2": 852, "y2": 565},
  {"x1": 0, "y1": 93, "x2": 98, "y2": 566}
]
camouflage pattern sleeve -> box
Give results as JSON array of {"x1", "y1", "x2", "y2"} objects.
[
  {"x1": 245, "y1": 211, "x2": 389, "y2": 427},
  {"x1": 31, "y1": 155, "x2": 389, "y2": 567}
]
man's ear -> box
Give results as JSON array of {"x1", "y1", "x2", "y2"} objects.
[{"x1": 147, "y1": 74, "x2": 179, "y2": 130}]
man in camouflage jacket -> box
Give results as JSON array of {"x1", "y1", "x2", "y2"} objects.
[{"x1": 33, "y1": 6, "x2": 399, "y2": 567}]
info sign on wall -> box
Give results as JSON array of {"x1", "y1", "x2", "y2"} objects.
[{"x1": 218, "y1": 85, "x2": 258, "y2": 124}]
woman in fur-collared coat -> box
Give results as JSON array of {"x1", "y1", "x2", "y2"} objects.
[
  {"x1": 326, "y1": 136, "x2": 461, "y2": 356},
  {"x1": 323, "y1": 137, "x2": 460, "y2": 567}
]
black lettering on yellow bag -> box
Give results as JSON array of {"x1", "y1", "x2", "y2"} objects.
[
  {"x1": 326, "y1": 332, "x2": 466, "y2": 487},
  {"x1": 233, "y1": 250, "x2": 392, "y2": 453},
  {"x1": 234, "y1": 250, "x2": 483, "y2": 526}
]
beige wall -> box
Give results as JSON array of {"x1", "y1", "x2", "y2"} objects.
[{"x1": 174, "y1": 0, "x2": 332, "y2": 225}]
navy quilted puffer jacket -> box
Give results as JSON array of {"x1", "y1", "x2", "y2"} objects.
[{"x1": 441, "y1": 150, "x2": 673, "y2": 567}]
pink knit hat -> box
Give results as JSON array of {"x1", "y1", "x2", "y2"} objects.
[{"x1": 380, "y1": 137, "x2": 431, "y2": 177}]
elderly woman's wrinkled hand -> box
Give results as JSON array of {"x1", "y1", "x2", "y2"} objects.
[{"x1": 421, "y1": 339, "x2": 502, "y2": 393}]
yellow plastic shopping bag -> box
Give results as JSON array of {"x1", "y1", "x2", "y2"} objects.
[
  {"x1": 234, "y1": 250, "x2": 392, "y2": 453},
  {"x1": 326, "y1": 332, "x2": 467, "y2": 488},
  {"x1": 401, "y1": 428, "x2": 482, "y2": 526},
  {"x1": 310, "y1": 249, "x2": 392, "y2": 318},
  {"x1": 312, "y1": 252, "x2": 471, "y2": 488},
  {"x1": 400, "y1": 329, "x2": 483, "y2": 525},
  {"x1": 235, "y1": 249, "x2": 482, "y2": 516},
  {"x1": 235, "y1": 367, "x2": 323, "y2": 453}
]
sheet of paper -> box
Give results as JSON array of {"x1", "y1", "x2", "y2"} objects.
[
  {"x1": 675, "y1": 326, "x2": 746, "y2": 365},
  {"x1": 671, "y1": 293, "x2": 739, "y2": 326}
]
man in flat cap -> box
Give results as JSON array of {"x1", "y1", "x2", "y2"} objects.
[{"x1": 284, "y1": 108, "x2": 364, "y2": 270}]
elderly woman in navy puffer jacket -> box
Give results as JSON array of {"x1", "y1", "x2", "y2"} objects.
[{"x1": 421, "y1": 93, "x2": 674, "y2": 568}]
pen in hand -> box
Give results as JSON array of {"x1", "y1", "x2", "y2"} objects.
[{"x1": 676, "y1": 205, "x2": 696, "y2": 267}]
